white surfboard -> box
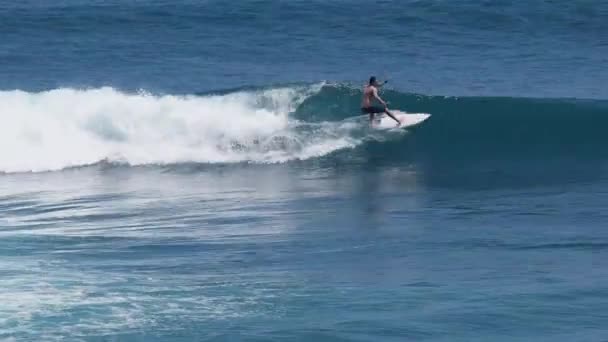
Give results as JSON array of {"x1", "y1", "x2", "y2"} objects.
[{"x1": 372, "y1": 110, "x2": 431, "y2": 130}]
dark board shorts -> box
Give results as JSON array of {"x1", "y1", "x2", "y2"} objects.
[{"x1": 361, "y1": 106, "x2": 385, "y2": 114}]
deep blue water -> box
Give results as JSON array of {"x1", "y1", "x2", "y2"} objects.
[
  {"x1": 3, "y1": 0, "x2": 607, "y2": 98},
  {"x1": 1, "y1": 1, "x2": 608, "y2": 341}
]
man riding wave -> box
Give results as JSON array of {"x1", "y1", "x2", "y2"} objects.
[{"x1": 361, "y1": 76, "x2": 401, "y2": 126}]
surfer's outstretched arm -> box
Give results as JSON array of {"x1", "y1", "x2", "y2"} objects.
[
  {"x1": 372, "y1": 88, "x2": 387, "y2": 107},
  {"x1": 384, "y1": 108, "x2": 401, "y2": 125}
]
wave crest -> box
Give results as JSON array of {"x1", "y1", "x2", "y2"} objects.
[{"x1": 3, "y1": 83, "x2": 607, "y2": 173}]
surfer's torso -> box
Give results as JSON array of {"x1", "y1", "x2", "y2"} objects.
[{"x1": 361, "y1": 85, "x2": 377, "y2": 108}]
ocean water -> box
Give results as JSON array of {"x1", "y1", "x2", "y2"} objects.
[{"x1": 1, "y1": 1, "x2": 608, "y2": 341}]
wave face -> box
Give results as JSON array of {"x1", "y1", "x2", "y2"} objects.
[
  {"x1": 295, "y1": 85, "x2": 608, "y2": 162},
  {"x1": 1, "y1": 84, "x2": 608, "y2": 173}
]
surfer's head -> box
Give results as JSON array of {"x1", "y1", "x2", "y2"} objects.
[{"x1": 369, "y1": 76, "x2": 377, "y2": 86}]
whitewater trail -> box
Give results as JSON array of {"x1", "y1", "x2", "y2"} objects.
[{"x1": 0, "y1": 85, "x2": 370, "y2": 173}]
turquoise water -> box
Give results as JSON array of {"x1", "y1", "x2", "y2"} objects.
[{"x1": 1, "y1": 1, "x2": 607, "y2": 341}]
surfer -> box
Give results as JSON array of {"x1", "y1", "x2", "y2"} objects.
[{"x1": 361, "y1": 76, "x2": 401, "y2": 126}]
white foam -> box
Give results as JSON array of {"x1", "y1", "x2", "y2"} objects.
[{"x1": 0, "y1": 84, "x2": 364, "y2": 173}]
